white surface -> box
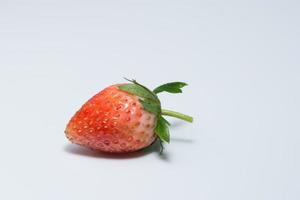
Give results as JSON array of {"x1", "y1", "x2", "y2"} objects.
[{"x1": 0, "y1": 0, "x2": 299, "y2": 199}]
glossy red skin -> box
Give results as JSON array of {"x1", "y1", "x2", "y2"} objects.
[{"x1": 65, "y1": 84, "x2": 157, "y2": 153}]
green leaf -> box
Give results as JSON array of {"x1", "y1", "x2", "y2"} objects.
[
  {"x1": 153, "y1": 82, "x2": 188, "y2": 94},
  {"x1": 124, "y1": 78, "x2": 160, "y2": 102},
  {"x1": 139, "y1": 99, "x2": 161, "y2": 115},
  {"x1": 119, "y1": 83, "x2": 156, "y2": 101},
  {"x1": 155, "y1": 116, "x2": 170, "y2": 143},
  {"x1": 161, "y1": 116, "x2": 171, "y2": 125},
  {"x1": 119, "y1": 79, "x2": 162, "y2": 116}
]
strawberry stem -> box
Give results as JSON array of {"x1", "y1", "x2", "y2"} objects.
[{"x1": 161, "y1": 109, "x2": 193, "y2": 123}]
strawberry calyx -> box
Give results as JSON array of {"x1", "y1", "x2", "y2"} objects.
[{"x1": 119, "y1": 79, "x2": 193, "y2": 147}]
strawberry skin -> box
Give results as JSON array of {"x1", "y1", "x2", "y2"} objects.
[{"x1": 65, "y1": 85, "x2": 157, "y2": 153}]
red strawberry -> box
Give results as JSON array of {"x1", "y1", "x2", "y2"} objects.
[{"x1": 65, "y1": 79, "x2": 193, "y2": 153}]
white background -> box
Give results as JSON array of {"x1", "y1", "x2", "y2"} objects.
[{"x1": 0, "y1": 0, "x2": 299, "y2": 199}]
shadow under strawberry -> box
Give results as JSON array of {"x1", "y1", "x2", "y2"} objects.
[{"x1": 64, "y1": 139, "x2": 162, "y2": 159}]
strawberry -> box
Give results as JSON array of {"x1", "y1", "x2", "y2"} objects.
[{"x1": 65, "y1": 79, "x2": 193, "y2": 153}]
